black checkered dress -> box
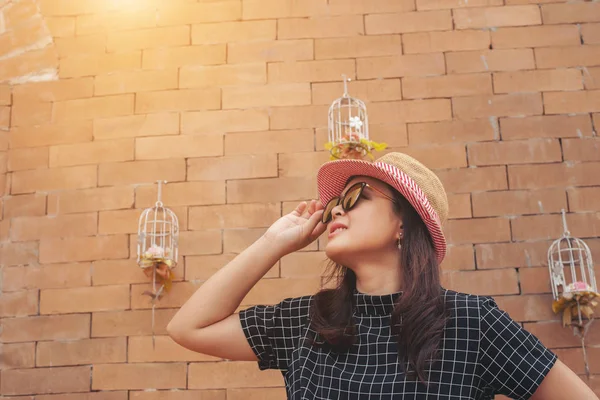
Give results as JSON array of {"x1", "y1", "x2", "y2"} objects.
[{"x1": 239, "y1": 289, "x2": 557, "y2": 399}]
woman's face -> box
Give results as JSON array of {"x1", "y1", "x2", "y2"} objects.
[{"x1": 324, "y1": 176, "x2": 402, "y2": 266}]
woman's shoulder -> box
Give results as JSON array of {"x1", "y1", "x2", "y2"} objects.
[{"x1": 440, "y1": 288, "x2": 498, "y2": 317}]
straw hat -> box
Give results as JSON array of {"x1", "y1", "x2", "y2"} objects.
[{"x1": 316, "y1": 152, "x2": 449, "y2": 263}]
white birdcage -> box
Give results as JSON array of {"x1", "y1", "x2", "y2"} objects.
[
  {"x1": 548, "y1": 209, "x2": 597, "y2": 377},
  {"x1": 137, "y1": 180, "x2": 179, "y2": 346},
  {"x1": 326, "y1": 75, "x2": 382, "y2": 160}
]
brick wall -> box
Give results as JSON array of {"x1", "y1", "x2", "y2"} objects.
[{"x1": 1, "y1": 0, "x2": 599, "y2": 398}]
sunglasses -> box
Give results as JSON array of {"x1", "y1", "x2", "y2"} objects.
[{"x1": 321, "y1": 182, "x2": 396, "y2": 224}]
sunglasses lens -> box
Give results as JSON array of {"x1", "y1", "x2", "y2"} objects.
[
  {"x1": 343, "y1": 184, "x2": 363, "y2": 211},
  {"x1": 322, "y1": 198, "x2": 340, "y2": 223}
]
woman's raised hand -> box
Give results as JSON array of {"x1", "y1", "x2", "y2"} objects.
[{"x1": 262, "y1": 200, "x2": 328, "y2": 257}]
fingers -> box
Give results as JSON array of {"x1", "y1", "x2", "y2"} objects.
[
  {"x1": 292, "y1": 201, "x2": 307, "y2": 216},
  {"x1": 304, "y1": 208, "x2": 326, "y2": 239}
]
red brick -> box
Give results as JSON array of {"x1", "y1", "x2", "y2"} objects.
[
  {"x1": 92, "y1": 363, "x2": 187, "y2": 390},
  {"x1": 12, "y1": 165, "x2": 97, "y2": 194},
  {"x1": 40, "y1": 235, "x2": 129, "y2": 264},
  {"x1": 408, "y1": 119, "x2": 497, "y2": 145},
  {"x1": 192, "y1": 21, "x2": 276, "y2": 44},
  {"x1": 369, "y1": 99, "x2": 452, "y2": 123},
  {"x1": 545, "y1": 90, "x2": 600, "y2": 114},
  {"x1": 0, "y1": 343, "x2": 35, "y2": 370},
  {"x1": 91, "y1": 309, "x2": 177, "y2": 337},
  {"x1": 223, "y1": 83, "x2": 311, "y2": 108},
  {"x1": 8, "y1": 147, "x2": 49, "y2": 171},
  {"x1": 0, "y1": 84, "x2": 11, "y2": 105},
  {"x1": 98, "y1": 208, "x2": 185, "y2": 235},
  {"x1": 519, "y1": 266, "x2": 553, "y2": 294},
  {"x1": 130, "y1": 281, "x2": 198, "y2": 310},
  {"x1": 278, "y1": 152, "x2": 333, "y2": 178},
  {"x1": 40, "y1": 285, "x2": 130, "y2": 314},
  {"x1": 0, "y1": 241, "x2": 38, "y2": 268},
  {"x1": 509, "y1": 162, "x2": 600, "y2": 189},
  {"x1": 189, "y1": 203, "x2": 280, "y2": 230},
  {"x1": 453, "y1": 93, "x2": 543, "y2": 119},
  {"x1": 278, "y1": 15, "x2": 363, "y2": 39},
  {"x1": 366, "y1": 11, "x2": 452, "y2": 34},
  {"x1": 128, "y1": 335, "x2": 218, "y2": 362},
  {"x1": 417, "y1": 0, "x2": 501, "y2": 9},
  {"x1": 50, "y1": 138, "x2": 134, "y2": 167},
  {"x1": 563, "y1": 138, "x2": 600, "y2": 162},
  {"x1": 447, "y1": 193, "x2": 472, "y2": 219},
  {"x1": 130, "y1": 391, "x2": 225, "y2": 400},
  {"x1": 37, "y1": 338, "x2": 126, "y2": 366},
  {"x1": 242, "y1": 0, "x2": 415, "y2": 18},
  {"x1": 268, "y1": 59, "x2": 356, "y2": 83},
  {"x1": 0, "y1": 314, "x2": 90, "y2": 343},
  {"x1": 54, "y1": 34, "x2": 106, "y2": 57},
  {"x1": 492, "y1": 25, "x2": 580, "y2": 49},
  {"x1": 229, "y1": 39, "x2": 313, "y2": 63},
  {"x1": 541, "y1": 2, "x2": 600, "y2": 24},
  {"x1": 187, "y1": 154, "x2": 277, "y2": 181},
  {"x1": 446, "y1": 49, "x2": 535, "y2": 74},
  {"x1": 39, "y1": 0, "x2": 114, "y2": 15},
  {"x1": 398, "y1": 144, "x2": 467, "y2": 169},
  {"x1": 500, "y1": 115, "x2": 594, "y2": 140},
  {"x1": 135, "y1": 134, "x2": 223, "y2": 160},
  {"x1": 472, "y1": 188, "x2": 566, "y2": 217},
  {"x1": 403, "y1": 30, "x2": 490, "y2": 54},
  {"x1": 468, "y1": 138, "x2": 561, "y2": 166},
  {"x1": 224, "y1": 129, "x2": 313, "y2": 155},
  {"x1": 493, "y1": 69, "x2": 583, "y2": 93},
  {"x1": 523, "y1": 321, "x2": 589, "y2": 348},
  {"x1": 535, "y1": 45, "x2": 600, "y2": 68},
  {"x1": 568, "y1": 187, "x2": 600, "y2": 212},
  {"x1": 185, "y1": 254, "x2": 279, "y2": 281},
  {"x1": 0, "y1": 290, "x2": 38, "y2": 317},
  {"x1": 189, "y1": 361, "x2": 283, "y2": 389},
  {"x1": 59, "y1": 51, "x2": 141, "y2": 79},
  {"x1": 94, "y1": 113, "x2": 179, "y2": 140},
  {"x1": 357, "y1": 54, "x2": 445, "y2": 79},
  {"x1": 13, "y1": 78, "x2": 93, "y2": 103},
  {"x1": 312, "y1": 79, "x2": 401, "y2": 105},
  {"x1": 136, "y1": 182, "x2": 224, "y2": 209},
  {"x1": 440, "y1": 245, "x2": 475, "y2": 271},
  {"x1": 583, "y1": 66, "x2": 600, "y2": 90},
  {"x1": 582, "y1": 23, "x2": 600, "y2": 45},
  {"x1": 135, "y1": 88, "x2": 220, "y2": 113},
  {"x1": 0, "y1": 45, "x2": 57, "y2": 85},
  {"x1": 454, "y1": 5, "x2": 541, "y2": 29},
  {"x1": 47, "y1": 186, "x2": 133, "y2": 215},
  {"x1": 1, "y1": 366, "x2": 90, "y2": 395},
  {"x1": 3, "y1": 193, "x2": 45, "y2": 218},
  {"x1": 178, "y1": 230, "x2": 222, "y2": 256},
  {"x1": 9, "y1": 120, "x2": 92, "y2": 148},
  {"x1": 270, "y1": 105, "x2": 329, "y2": 129},
  {"x1": 281, "y1": 251, "x2": 329, "y2": 278},
  {"x1": 156, "y1": 2, "x2": 240, "y2": 25},
  {"x1": 37, "y1": 393, "x2": 128, "y2": 400},
  {"x1": 11, "y1": 213, "x2": 97, "y2": 242},
  {"x1": 441, "y1": 269, "x2": 519, "y2": 295},
  {"x1": 512, "y1": 213, "x2": 600, "y2": 241},
  {"x1": 107, "y1": 26, "x2": 189, "y2": 52},
  {"x1": 143, "y1": 45, "x2": 226, "y2": 69},
  {"x1": 445, "y1": 217, "x2": 511, "y2": 244},
  {"x1": 95, "y1": 70, "x2": 178, "y2": 96},
  {"x1": 76, "y1": 9, "x2": 155, "y2": 35},
  {"x1": 227, "y1": 388, "x2": 286, "y2": 400},
  {"x1": 98, "y1": 159, "x2": 186, "y2": 186},
  {"x1": 182, "y1": 109, "x2": 268, "y2": 134},
  {"x1": 11, "y1": 99, "x2": 52, "y2": 127},
  {"x1": 403, "y1": 73, "x2": 492, "y2": 98},
  {"x1": 227, "y1": 177, "x2": 317, "y2": 203},
  {"x1": 180, "y1": 63, "x2": 266, "y2": 88},
  {"x1": 494, "y1": 294, "x2": 556, "y2": 322},
  {"x1": 436, "y1": 166, "x2": 507, "y2": 192},
  {"x1": 223, "y1": 228, "x2": 268, "y2": 254},
  {"x1": 52, "y1": 95, "x2": 134, "y2": 122}
]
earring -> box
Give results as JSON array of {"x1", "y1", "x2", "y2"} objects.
[{"x1": 397, "y1": 237, "x2": 402, "y2": 251}]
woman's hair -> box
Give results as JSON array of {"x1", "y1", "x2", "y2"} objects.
[{"x1": 309, "y1": 183, "x2": 448, "y2": 384}]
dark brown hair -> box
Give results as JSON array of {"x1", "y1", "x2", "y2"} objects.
[{"x1": 309, "y1": 185, "x2": 448, "y2": 384}]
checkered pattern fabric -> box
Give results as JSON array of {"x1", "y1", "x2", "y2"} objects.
[{"x1": 239, "y1": 289, "x2": 557, "y2": 400}]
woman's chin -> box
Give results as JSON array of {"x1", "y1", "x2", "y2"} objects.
[{"x1": 325, "y1": 238, "x2": 351, "y2": 264}]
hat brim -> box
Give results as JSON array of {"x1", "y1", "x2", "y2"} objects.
[{"x1": 317, "y1": 158, "x2": 446, "y2": 264}]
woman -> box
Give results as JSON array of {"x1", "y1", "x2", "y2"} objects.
[{"x1": 168, "y1": 152, "x2": 597, "y2": 399}]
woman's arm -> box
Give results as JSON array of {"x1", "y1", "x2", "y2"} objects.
[
  {"x1": 166, "y1": 200, "x2": 326, "y2": 360},
  {"x1": 531, "y1": 359, "x2": 599, "y2": 400}
]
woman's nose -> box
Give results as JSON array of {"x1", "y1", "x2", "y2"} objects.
[{"x1": 330, "y1": 203, "x2": 345, "y2": 219}]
